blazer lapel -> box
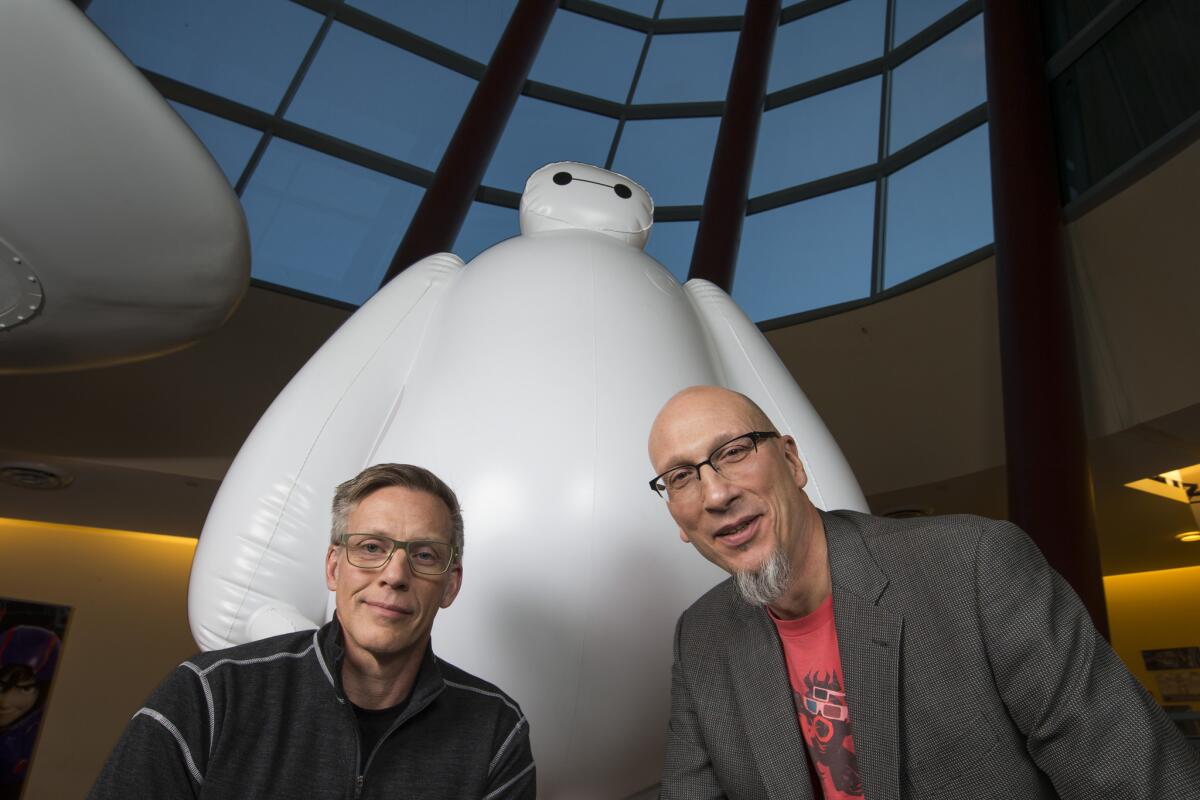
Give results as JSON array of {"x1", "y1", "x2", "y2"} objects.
[
  {"x1": 823, "y1": 511, "x2": 903, "y2": 800},
  {"x1": 729, "y1": 600, "x2": 815, "y2": 800}
]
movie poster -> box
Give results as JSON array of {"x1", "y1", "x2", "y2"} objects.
[{"x1": 0, "y1": 598, "x2": 70, "y2": 800}]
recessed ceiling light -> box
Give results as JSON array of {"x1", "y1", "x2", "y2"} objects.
[
  {"x1": 1175, "y1": 531, "x2": 1200, "y2": 543},
  {"x1": 0, "y1": 462, "x2": 73, "y2": 491}
]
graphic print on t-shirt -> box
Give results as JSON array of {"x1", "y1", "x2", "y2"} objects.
[{"x1": 795, "y1": 670, "x2": 862, "y2": 798}]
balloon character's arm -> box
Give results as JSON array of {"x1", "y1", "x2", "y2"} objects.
[
  {"x1": 188, "y1": 253, "x2": 466, "y2": 650},
  {"x1": 682, "y1": 279, "x2": 868, "y2": 513}
]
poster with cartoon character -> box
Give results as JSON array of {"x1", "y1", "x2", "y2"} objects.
[{"x1": 0, "y1": 598, "x2": 69, "y2": 800}]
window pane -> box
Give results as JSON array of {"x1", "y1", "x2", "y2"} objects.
[
  {"x1": 884, "y1": 125, "x2": 992, "y2": 288},
  {"x1": 484, "y1": 97, "x2": 618, "y2": 192},
  {"x1": 612, "y1": 117, "x2": 721, "y2": 205},
  {"x1": 660, "y1": 0, "x2": 747, "y2": 18},
  {"x1": 87, "y1": 0, "x2": 322, "y2": 112},
  {"x1": 167, "y1": 102, "x2": 262, "y2": 187},
  {"x1": 456, "y1": 202, "x2": 520, "y2": 262},
  {"x1": 752, "y1": 77, "x2": 880, "y2": 196},
  {"x1": 645, "y1": 221, "x2": 699, "y2": 283},
  {"x1": 1051, "y1": 0, "x2": 1200, "y2": 200},
  {"x1": 893, "y1": 0, "x2": 964, "y2": 46},
  {"x1": 241, "y1": 139, "x2": 423, "y2": 305},
  {"x1": 286, "y1": 23, "x2": 475, "y2": 171},
  {"x1": 599, "y1": 0, "x2": 660, "y2": 16},
  {"x1": 768, "y1": 0, "x2": 886, "y2": 92},
  {"x1": 889, "y1": 15, "x2": 985, "y2": 153},
  {"x1": 528, "y1": 11, "x2": 645, "y2": 102},
  {"x1": 634, "y1": 32, "x2": 740, "y2": 104},
  {"x1": 348, "y1": 0, "x2": 516, "y2": 63},
  {"x1": 734, "y1": 184, "x2": 876, "y2": 321}
]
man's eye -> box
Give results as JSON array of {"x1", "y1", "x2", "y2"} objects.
[
  {"x1": 717, "y1": 443, "x2": 752, "y2": 462},
  {"x1": 665, "y1": 469, "x2": 696, "y2": 489}
]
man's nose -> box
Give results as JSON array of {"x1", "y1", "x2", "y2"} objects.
[
  {"x1": 699, "y1": 463, "x2": 738, "y2": 510},
  {"x1": 380, "y1": 549, "x2": 412, "y2": 587}
]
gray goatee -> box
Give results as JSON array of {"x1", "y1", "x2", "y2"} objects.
[{"x1": 733, "y1": 546, "x2": 792, "y2": 606}]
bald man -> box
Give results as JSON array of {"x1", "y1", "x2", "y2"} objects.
[{"x1": 647, "y1": 386, "x2": 1198, "y2": 800}]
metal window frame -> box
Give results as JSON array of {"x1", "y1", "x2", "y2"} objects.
[{"x1": 127, "y1": 0, "x2": 995, "y2": 323}]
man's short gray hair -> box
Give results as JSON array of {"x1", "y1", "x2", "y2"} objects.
[{"x1": 330, "y1": 463, "x2": 464, "y2": 559}]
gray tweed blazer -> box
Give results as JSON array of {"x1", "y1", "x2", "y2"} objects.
[{"x1": 662, "y1": 510, "x2": 1200, "y2": 799}]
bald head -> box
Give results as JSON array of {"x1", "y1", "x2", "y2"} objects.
[{"x1": 648, "y1": 386, "x2": 775, "y2": 471}]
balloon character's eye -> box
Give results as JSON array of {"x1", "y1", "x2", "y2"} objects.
[
  {"x1": 613, "y1": 183, "x2": 632, "y2": 199},
  {"x1": 553, "y1": 171, "x2": 573, "y2": 185}
]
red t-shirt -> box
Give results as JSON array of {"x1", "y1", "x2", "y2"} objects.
[{"x1": 769, "y1": 594, "x2": 864, "y2": 799}]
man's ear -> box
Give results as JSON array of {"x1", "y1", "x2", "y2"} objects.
[
  {"x1": 439, "y1": 564, "x2": 463, "y2": 609},
  {"x1": 325, "y1": 546, "x2": 340, "y2": 592},
  {"x1": 780, "y1": 435, "x2": 808, "y2": 490},
  {"x1": 678, "y1": 527, "x2": 692, "y2": 544}
]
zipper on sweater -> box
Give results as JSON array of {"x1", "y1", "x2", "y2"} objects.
[{"x1": 354, "y1": 774, "x2": 364, "y2": 799}]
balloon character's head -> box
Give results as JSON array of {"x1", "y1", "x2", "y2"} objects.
[
  {"x1": 520, "y1": 162, "x2": 654, "y2": 249},
  {"x1": 0, "y1": 626, "x2": 61, "y2": 729}
]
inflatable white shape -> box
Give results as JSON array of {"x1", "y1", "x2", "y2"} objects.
[
  {"x1": 0, "y1": 0, "x2": 248, "y2": 373},
  {"x1": 191, "y1": 162, "x2": 867, "y2": 797}
]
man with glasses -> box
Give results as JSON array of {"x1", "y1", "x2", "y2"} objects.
[
  {"x1": 648, "y1": 386, "x2": 1199, "y2": 799},
  {"x1": 90, "y1": 463, "x2": 535, "y2": 799}
]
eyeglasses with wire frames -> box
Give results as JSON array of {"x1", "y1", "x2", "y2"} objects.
[
  {"x1": 648, "y1": 431, "x2": 780, "y2": 501},
  {"x1": 336, "y1": 533, "x2": 458, "y2": 576}
]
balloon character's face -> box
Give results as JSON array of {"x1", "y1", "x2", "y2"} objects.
[
  {"x1": 519, "y1": 161, "x2": 653, "y2": 248},
  {"x1": 326, "y1": 487, "x2": 463, "y2": 664},
  {"x1": 0, "y1": 666, "x2": 38, "y2": 728}
]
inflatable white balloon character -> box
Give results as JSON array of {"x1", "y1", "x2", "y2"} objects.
[{"x1": 190, "y1": 162, "x2": 866, "y2": 798}]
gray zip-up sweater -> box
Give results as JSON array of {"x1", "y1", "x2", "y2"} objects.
[{"x1": 88, "y1": 620, "x2": 535, "y2": 799}]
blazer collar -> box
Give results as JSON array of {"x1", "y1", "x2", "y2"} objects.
[
  {"x1": 821, "y1": 510, "x2": 903, "y2": 800},
  {"x1": 728, "y1": 588, "x2": 814, "y2": 799},
  {"x1": 821, "y1": 509, "x2": 888, "y2": 604}
]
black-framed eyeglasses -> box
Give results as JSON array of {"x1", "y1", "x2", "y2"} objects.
[
  {"x1": 337, "y1": 533, "x2": 458, "y2": 576},
  {"x1": 648, "y1": 431, "x2": 780, "y2": 501}
]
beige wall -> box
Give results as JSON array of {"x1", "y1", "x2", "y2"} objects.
[
  {"x1": 0, "y1": 516, "x2": 1193, "y2": 798},
  {"x1": 1105, "y1": 564, "x2": 1200, "y2": 711},
  {"x1": 0, "y1": 518, "x2": 197, "y2": 799}
]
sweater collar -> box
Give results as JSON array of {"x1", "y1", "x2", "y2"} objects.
[{"x1": 316, "y1": 616, "x2": 446, "y2": 712}]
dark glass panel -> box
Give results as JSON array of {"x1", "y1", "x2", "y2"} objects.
[
  {"x1": 645, "y1": 221, "x2": 699, "y2": 284},
  {"x1": 634, "y1": 32, "x2": 740, "y2": 104},
  {"x1": 456, "y1": 202, "x2": 521, "y2": 262},
  {"x1": 347, "y1": 0, "x2": 516, "y2": 63},
  {"x1": 884, "y1": 124, "x2": 992, "y2": 288},
  {"x1": 893, "y1": 0, "x2": 964, "y2": 46},
  {"x1": 889, "y1": 15, "x2": 985, "y2": 153},
  {"x1": 1051, "y1": 0, "x2": 1200, "y2": 200},
  {"x1": 87, "y1": 0, "x2": 322, "y2": 112},
  {"x1": 612, "y1": 117, "x2": 722, "y2": 205},
  {"x1": 768, "y1": 0, "x2": 886, "y2": 92},
  {"x1": 241, "y1": 138, "x2": 423, "y2": 305},
  {"x1": 752, "y1": 77, "x2": 880, "y2": 196},
  {"x1": 734, "y1": 183, "x2": 876, "y2": 322},
  {"x1": 484, "y1": 97, "x2": 619, "y2": 192},
  {"x1": 1042, "y1": 0, "x2": 1117, "y2": 54},
  {"x1": 167, "y1": 102, "x2": 262, "y2": 187},
  {"x1": 528, "y1": 10, "x2": 645, "y2": 102}
]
